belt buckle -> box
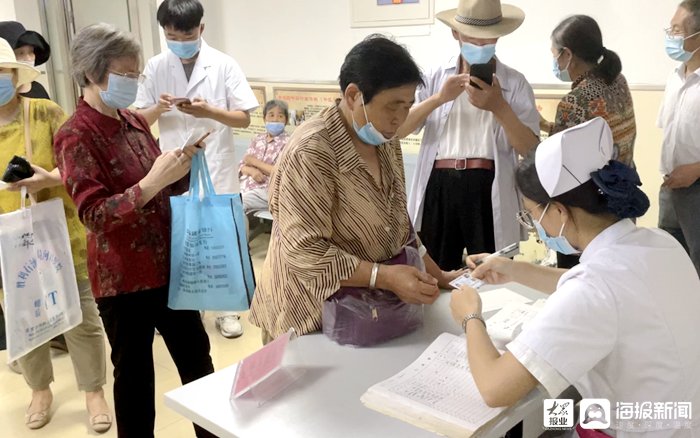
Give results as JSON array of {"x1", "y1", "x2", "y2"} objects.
[{"x1": 454, "y1": 158, "x2": 467, "y2": 170}]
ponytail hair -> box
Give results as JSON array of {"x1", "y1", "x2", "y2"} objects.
[{"x1": 551, "y1": 15, "x2": 622, "y2": 85}]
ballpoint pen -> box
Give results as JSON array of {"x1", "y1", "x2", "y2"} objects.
[{"x1": 474, "y1": 242, "x2": 520, "y2": 266}]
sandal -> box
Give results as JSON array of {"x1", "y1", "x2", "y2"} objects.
[
  {"x1": 90, "y1": 412, "x2": 112, "y2": 433},
  {"x1": 25, "y1": 408, "x2": 50, "y2": 429}
]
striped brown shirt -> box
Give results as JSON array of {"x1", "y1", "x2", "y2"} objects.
[{"x1": 249, "y1": 104, "x2": 411, "y2": 338}]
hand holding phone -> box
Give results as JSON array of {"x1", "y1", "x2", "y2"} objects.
[
  {"x1": 190, "y1": 131, "x2": 211, "y2": 149},
  {"x1": 171, "y1": 97, "x2": 192, "y2": 106},
  {"x1": 469, "y1": 63, "x2": 495, "y2": 90}
]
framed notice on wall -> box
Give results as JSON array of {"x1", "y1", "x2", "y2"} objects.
[
  {"x1": 272, "y1": 87, "x2": 343, "y2": 132},
  {"x1": 232, "y1": 86, "x2": 267, "y2": 142},
  {"x1": 350, "y1": 0, "x2": 434, "y2": 28}
]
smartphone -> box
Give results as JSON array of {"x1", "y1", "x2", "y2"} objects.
[
  {"x1": 171, "y1": 97, "x2": 191, "y2": 106},
  {"x1": 469, "y1": 63, "x2": 495, "y2": 89},
  {"x1": 191, "y1": 131, "x2": 211, "y2": 148}
]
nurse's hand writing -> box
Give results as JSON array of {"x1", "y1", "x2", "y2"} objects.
[
  {"x1": 177, "y1": 97, "x2": 213, "y2": 119},
  {"x1": 437, "y1": 73, "x2": 469, "y2": 104},
  {"x1": 468, "y1": 254, "x2": 514, "y2": 285},
  {"x1": 450, "y1": 286, "x2": 482, "y2": 324},
  {"x1": 466, "y1": 75, "x2": 507, "y2": 114},
  {"x1": 377, "y1": 265, "x2": 440, "y2": 305}
]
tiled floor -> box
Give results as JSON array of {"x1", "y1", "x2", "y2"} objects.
[{"x1": 0, "y1": 233, "x2": 271, "y2": 438}]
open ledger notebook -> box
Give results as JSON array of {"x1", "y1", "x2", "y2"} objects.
[{"x1": 361, "y1": 332, "x2": 506, "y2": 437}]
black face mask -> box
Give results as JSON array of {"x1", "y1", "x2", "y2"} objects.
[{"x1": 2, "y1": 155, "x2": 34, "y2": 183}]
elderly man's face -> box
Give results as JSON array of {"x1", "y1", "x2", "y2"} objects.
[
  {"x1": 351, "y1": 83, "x2": 416, "y2": 140},
  {"x1": 452, "y1": 30, "x2": 498, "y2": 47},
  {"x1": 671, "y1": 6, "x2": 700, "y2": 52}
]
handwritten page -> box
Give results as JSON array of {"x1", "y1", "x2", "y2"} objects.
[
  {"x1": 231, "y1": 330, "x2": 291, "y2": 398},
  {"x1": 362, "y1": 333, "x2": 505, "y2": 436},
  {"x1": 487, "y1": 299, "x2": 546, "y2": 348},
  {"x1": 479, "y1": 288, "x2": 531, "y2": 313}
]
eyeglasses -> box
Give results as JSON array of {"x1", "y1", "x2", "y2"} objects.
[
  {"x1": 664, "y1": 27, "x2": 694, "y2": 38},
  {"x1": 516, "y1": 203, "x2": 543, "y2": 230},
  {"x1": 109, "y1": 70, "x2": 146, "y2": 84}
]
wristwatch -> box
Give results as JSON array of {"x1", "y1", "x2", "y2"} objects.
[{"x1": 461, "y1": 313, "x2": 486, "y2": 333}]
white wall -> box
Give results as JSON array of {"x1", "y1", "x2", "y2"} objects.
[
  {"x1": 198, "y1": 0, "x2": 679, "y2": 87},
  {"x1": 0, "y1": 0, "x2": 15, "y2": 21}
]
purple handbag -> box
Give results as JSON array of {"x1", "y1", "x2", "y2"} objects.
[{"x1": 322, "y1": 240, "x2": 424, "y2": 348}]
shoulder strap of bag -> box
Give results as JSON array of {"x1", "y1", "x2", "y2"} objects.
[{"x1": 22, "y1": 98, "x2": 37, "y2": 205}]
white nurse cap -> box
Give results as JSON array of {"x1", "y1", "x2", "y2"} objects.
[{"x1": 535, "y1": 117, "x2": 614, "y2": 197}]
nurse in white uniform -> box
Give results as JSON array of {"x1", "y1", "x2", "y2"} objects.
[{"x1": 450, "y1": 117, "x2": 700, "y2": 437}]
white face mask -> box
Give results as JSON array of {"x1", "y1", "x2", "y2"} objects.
[{"x1": 17, "y1": 60, "x2": 35, "y2": 68}]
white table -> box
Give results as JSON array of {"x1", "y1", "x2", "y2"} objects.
[{"x1": 165, "y1": 282, "x2": 548, "y2": 437}]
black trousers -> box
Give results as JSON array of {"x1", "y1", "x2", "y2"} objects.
[
  {"x1": 420, "y1": 168, "x2": 496, "y2": 270},
  {"x1": 96, "y1": 287, "x2": 216, "y2": 438}
]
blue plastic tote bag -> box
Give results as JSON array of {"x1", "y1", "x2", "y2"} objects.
[{"x1": 168, "y1": 151, "x2": 256, "y2": 310}]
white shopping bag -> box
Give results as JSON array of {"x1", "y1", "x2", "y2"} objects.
[{"x1": 0, "y1": 196, "x2": 82, "y2": 363}]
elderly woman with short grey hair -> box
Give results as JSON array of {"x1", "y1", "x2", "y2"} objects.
[{"x1": 53, "y1": 23, "x2": 216, "y2": 438}]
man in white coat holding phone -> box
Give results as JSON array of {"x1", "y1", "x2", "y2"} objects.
[
  {"x1": 398, "y1": 0, "x2": 539, "y2": 271},
  {"x1": 136, "y1": 0, "x2": 258, "y2": 339}
]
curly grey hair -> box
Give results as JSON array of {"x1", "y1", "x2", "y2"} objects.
[{"x1": 70, "y1": 23, "x2": 141, "y2": 87}]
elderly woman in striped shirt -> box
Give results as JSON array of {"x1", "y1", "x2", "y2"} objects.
[{"x1": 250, "y1": 35, "x2": 463, "y2": 343}]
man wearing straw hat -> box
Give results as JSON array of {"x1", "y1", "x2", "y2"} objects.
[{"x1": 401, "y1": 0, "x2": 539, "y2": 271}]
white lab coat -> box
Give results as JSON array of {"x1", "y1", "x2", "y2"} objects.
[
  {"x1": 508, "y1": 220, "x2": 700, "y2": 437},
  {"x1": 135, "y1": 40, "x2": 259, "y2": 194}
]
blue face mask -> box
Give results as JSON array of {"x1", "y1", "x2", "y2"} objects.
[
  {"x1": 352, "y1": 94, "x2": 391, "y2": 146},
  {"x1": 460, "y1": 42, "x2": 496, "y2": 65},
  {"x1": 0, "y1": 73, "x2": 16, "y2": 106},
  {"x1": 665, "y1": 31, "x2": 700, "y2": 62},
  {"x1": 533, "y1": 203, "x2": 580, "y2": 255},
  {"x1": 552, "y1": 51, "x2": 572, "y2": 82},
  {"x1": 99, "y1": 73, "x2": 139, "y2": 109},
  {"x1": 167, "y1": 39, "x2": 201, "y2": 59},
  {"x1": 266, "y1": 122, "x2": 285, "y2": 136}
]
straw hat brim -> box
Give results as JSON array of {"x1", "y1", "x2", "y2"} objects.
[
  {"x1": 436, "y1": 4, "x2": 525, "y2": 39},
  {"x1": 0, "y1": 61, "x2": 40, "y2": 87}
]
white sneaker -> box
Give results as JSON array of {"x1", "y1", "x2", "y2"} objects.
[{"x1": 216, "y1": 314, "x2": 243, "y2": 338}]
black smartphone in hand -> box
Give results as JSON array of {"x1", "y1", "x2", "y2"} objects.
[{"x1": 469, "y1": 63, "x2": 495, "y2": 90}]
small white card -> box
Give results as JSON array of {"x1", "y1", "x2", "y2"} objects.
[{"x1": 449, "y1": 272, "x2": 485, "y2": 290}]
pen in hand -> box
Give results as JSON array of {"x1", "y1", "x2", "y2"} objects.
[{"x1": 474, "y1": 242, "x2": 519, "y2": 266}]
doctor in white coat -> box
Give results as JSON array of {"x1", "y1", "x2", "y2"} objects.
[
  {"x1": 450, "y1": 118, "x2": 700, "y2": 437},
  {"x1": 136, "y1": 0, "x2": 258, "y2": 339}
]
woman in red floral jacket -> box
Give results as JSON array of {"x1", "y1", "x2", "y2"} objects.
[{"x1": 53, "y1": 23, "x2": 215, "y2": 438}]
